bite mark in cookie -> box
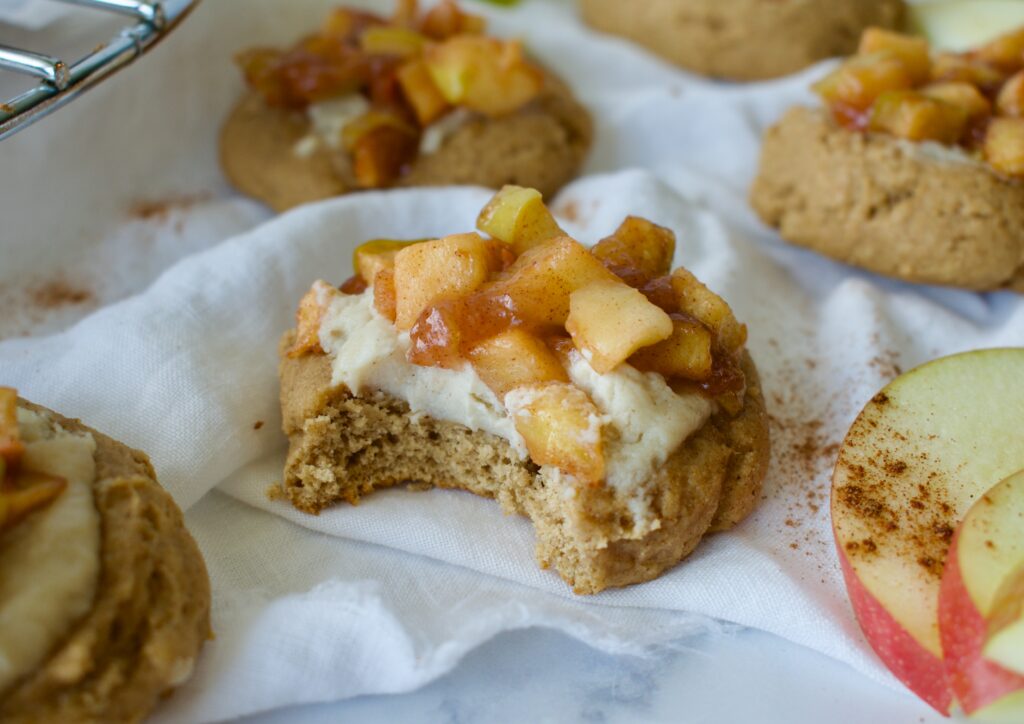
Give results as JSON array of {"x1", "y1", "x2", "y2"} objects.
[{"x1": 278, "y1": 187, "x2": 770, "y2": 593}]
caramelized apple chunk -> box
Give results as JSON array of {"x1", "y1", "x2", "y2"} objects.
[
  {"x1": 467, "y1": 328, "x2": 569, "y2": 399},
  {"x1": 976, "y1": 27, "x2": 1024, "y2": 72},
  {"x1": 288, "y1": 280, "x2": 341, "y2": 358},
  {"x1": 984, "y1": 117, "x2": 1024, "y2": 178},
  {"x1": 353, "y1": 238, "x2": 420, "y2": 284},
  {"x1": 419, "y1": 0, "x2": 486, "y2": 40},
  {"x1": 814, "y1": 51, "x2": 916, "y2": 112},
  {"x1": 920, "y1": 82, "x2": 992, "y2": 124},
  {"x1": 506, "y1": 382, "x2": 605, "y2": 484},
  {"x1": 858, "y1": 28, "x2": 931, "y2": 84},
  {"x1": 488, "y1": 237, "x2": 620, "y2": 329},
  {"x1": 868, "y1": 91, "x2": 967, "y2": 144},
  {"x1": 930, "y1": 54, "x2": 1006, "y2": 94},
  {"x1": 671, "y1": 268, "x2": 747, "y2": 354},
  {"x1": 590, "y1": 216, "x2": 676, "y2": 287},
  {"x1": 0, "y1": 387, "x2": 23, "y2": 466},
  {"x1": 476, "y1": 185, "x2": 564, "y2": 255},
  {"x1": 565, "y1": 280, "x2": 673, "y2": 374},
  {"x1": 425, "y1": 36, "x2": 544, "y2": 117},
  {"x1": 396, "y1": 58, "x2": 450, "y2": 125},
  {"x1": 393, "y1": 233, "x2": 502, "y2": 329},
  {"x1": 628, "y1": 315, "x2": 714, "y2": 381},
  {"x1": 997, "y1": 70, "x2": 1024, "y2": 118},
  {"x1": 373, "y1": 268, "x2": 398, "y2": 322}
]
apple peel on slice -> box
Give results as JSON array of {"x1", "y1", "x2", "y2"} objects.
[
  {"x1": 831, "y1": 348, "x2": 1024, "y2": 715},
  {"x1": 939, "y1": 469, "x2": 1024, "y2": 718}
]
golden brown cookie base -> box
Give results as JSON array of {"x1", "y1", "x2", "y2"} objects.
[
  {"x1": 750, "y1": 107, "x2": 1024, "y2": 291},
  {"x1": 0, "y1": 402, "x2": 211, "y2": 724},
  {"x1": 580, "y1": 0, "x2": 904, "y2": 81},
  {"x1": 278, "y1": 333, "x2": 769, "y2": 594},
  {"x1": 220, "y1": 75, "x2": 592, "y2": 212}
]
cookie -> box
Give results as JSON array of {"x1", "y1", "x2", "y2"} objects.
[
  {"x1": 0, "y1": 399, "x2": 211, "y2": 723},
  {"x1": 750, "y1": 106, "x2": 1024, "y2": 290},
  {"x1": 220, "y1": 74, "x2": 592, "y2": 213},
  {"x1": 579, "y1": 0, "x2": 905, "y2": 81},
  {"x1": 279, "y1": 336, "x2": 768, "y2": 594}
]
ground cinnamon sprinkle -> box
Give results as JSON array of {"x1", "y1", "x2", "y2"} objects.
[
  {"x1": 29, "y1": 279, "x2": 94, "y2": 309},
  {"x1": 127, "y1": 193, "x2": 211, "y2": 222}
]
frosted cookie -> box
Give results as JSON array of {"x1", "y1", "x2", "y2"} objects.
[
  {"x1": 277, "y1": 186, "x2": 770, "y2": 594},
  {"x1": 751, "y1": 27, "x2": 1024, "y2": 290},
  {"x1": 0, "y1": 389, "x2": 211, "y2": 723},
  {"x1": 221, "y1": 0, "x2": 592, "y2": 212},
  {"x1": 579, "y1": 0, "x2": 905, "y2": 81}
]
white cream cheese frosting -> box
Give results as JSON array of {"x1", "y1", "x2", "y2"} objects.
[
  {"x1": 0, "y1": 408, "x2": 101, "y2": 693},
  {"x1": 318, "y1": 289, "x2": 714, "y2": 524},
  {"x1": 294, "y1": 96, "x2": 473, "y2": 159}
]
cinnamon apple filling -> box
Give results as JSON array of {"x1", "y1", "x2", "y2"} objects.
[
  {"x1": 287, "y1": 187, "x2": 750, "y2": 515},
  {"x1": 235, "y1": 0, "x2": 545, "y2": 188},
  {"x1": 814, "y1": 25, "x2": 1024, "y2": 178}
]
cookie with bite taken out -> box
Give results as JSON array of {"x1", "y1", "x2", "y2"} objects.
[{"x1": 277, "y1": 186, "x2": 771, "y2": 594}]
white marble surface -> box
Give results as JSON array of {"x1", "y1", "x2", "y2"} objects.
[{"x1": 238, "y1": 626, "x2": 946, "y2": 723}]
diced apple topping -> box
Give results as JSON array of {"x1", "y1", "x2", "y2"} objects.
[
  {"x1": 467, "y1": 328, "x2": 569, "y2": 398},
  {"x1": 287, "y1": 280, "x2": 340, "y2": 358},
  {"x1": 419, "y1": 0, "x2": 485, "y2": 40},
  {"x1": 671, "y1": 268, "x2": 747, "y2": 355},
  {"x1": 818, "y1": 25, "x2": 1024, "y2": 175},
  {"x1": 393, "y1": 233, "x2": 501, "y2": 330},
  {"x1": 506, "y1": 382, "x2": 605, "y2": 484},
  {"x1": 565, "y1": 279, "x2": 673, "y2": 374},
  {"x1": 868, "y1": 91, "x2": 967, "y2": 144},
  {"x1": 359, "y1": 26, "x2": 426, "y2": 57},
  {"x1": 997, "y1": 70, "x2": 1024, "y2": 117},
  {"x1": 476, "y1": 185, "x2": 564, "y2": 255},
  {"x1": 590, "y1": 216, "x2": 675, "y2": 287},
  {"x1": 814, "y1": 51, "x2": 916, "y2": 112},
  {"x1": 629, "y1": 314, "x2": 714, "y2": 381},
  {"x1": 858, "y1": 28, "x2": 931, "y2": 84},
  {"x1": 984, "y1": 117, "x2": 1024, "y2": 178},
  {"x1": 425, "y1": 36, "x2": 544, "y2": 117}
]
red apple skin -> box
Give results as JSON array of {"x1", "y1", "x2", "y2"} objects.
[
  {"x1": 939, "y1": 526, "x2": 1024, "y2": 715},
  {"x1": 836, "y1": 536, "x2": 953, "y2": 714}
]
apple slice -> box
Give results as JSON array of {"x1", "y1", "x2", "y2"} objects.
[
  {"x1": 987, "y1": 564, "x2": 1024, "y2": 676},
  {"x1": 939, "y1": 469, "x2": 1024, "y2": 717},
  {"x1": 832, "y1": 348, "x2": 1024, "y2": 714}
]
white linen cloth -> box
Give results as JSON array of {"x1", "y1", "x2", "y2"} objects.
[{"x1": 0, "y1": 1, "x2": 1021, "y2": 721}]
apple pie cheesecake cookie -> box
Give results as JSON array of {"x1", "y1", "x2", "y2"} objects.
[
  {"x1": 751, "y1": 26, "x2": 1024, "y2": 291},
  {"x1": 278, "y1": 187, "x2": 770, "y2": 594},
  {"x1": 0, "y1": 389, "x2": 210, "y2": 723},
  {"x1": 579, "y1": 0, "x2": 905, "y2": 82},
  {"x1": 221, "y1": 0, "x2": 592, "y2": 212}
]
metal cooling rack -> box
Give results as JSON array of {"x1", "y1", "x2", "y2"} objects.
[{"x1": 0, "y1": 0, "x2": 199, "y2": 140}]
